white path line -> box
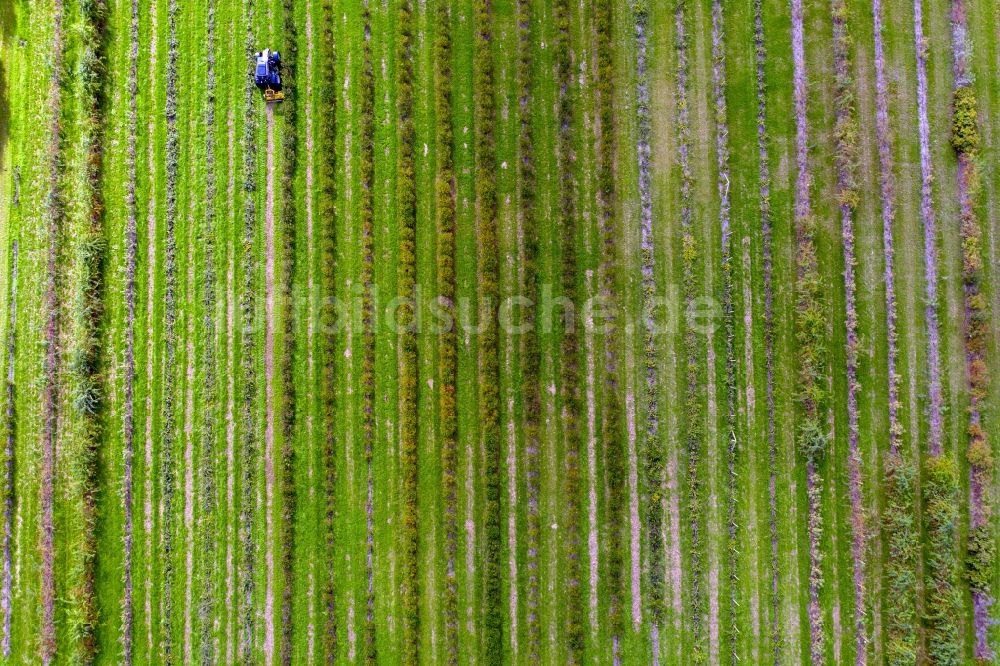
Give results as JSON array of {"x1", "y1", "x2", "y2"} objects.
[{"x1": 225, "y1": 104, "x2": 236, "y2": 666}]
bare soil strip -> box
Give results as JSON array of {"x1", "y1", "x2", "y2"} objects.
[
  {"x1": 40, "y1": 4, "x2": 65, "y2": 662},
  {"x1": 122, "y1": 0, "x2": 140, "y2": 661}
]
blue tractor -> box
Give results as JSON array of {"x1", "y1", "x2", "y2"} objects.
[{"x1": 254, "y1": 49, "x2": 284, "y2": 103}]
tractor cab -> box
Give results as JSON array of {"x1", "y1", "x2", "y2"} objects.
[{"x1": 254, "y1": 49, "x2": 284, "y2": 103}]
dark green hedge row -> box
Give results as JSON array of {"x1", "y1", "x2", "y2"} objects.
[
  {"x1": 277, "y1": 0, "x2": 299, "y2": 662},
  {"x1": 68, "y1": 0, "x2": 110, "y2": 659},
  {"x1": 433, "y1": 1, "x2": 459, "y2": 664},
  {"x1": 554, "y1": 0, "x2": 584, "y2": 658},
  {"x1": 395, "y1": 0, "x2": 420, "y2": 662},
  {"x1": 472, "y1": 0, "x2": 504, "y2": 662}
]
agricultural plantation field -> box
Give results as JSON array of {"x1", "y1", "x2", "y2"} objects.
[{"x1": 0, "y1": 0, "x2": 998, "y2": 662}]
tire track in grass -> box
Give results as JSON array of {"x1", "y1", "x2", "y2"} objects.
[
  {"x1": 224, "y1": 89, "x2": 237, "y2": 666},
  {"x1": 790, "y1": 0, "x2": 829, "y2": 659},
  {"x1": 947, "y1": 1, "x2": 994, "y2": 658},
  {"x1": 828, "y1": 1, "x2": 867, "y2": 661},
  {"x1": 40, "y1": 2, "x2": 64, "y2": 661},
  {"x1": 1, "y1": 241, "x2": 17, "y2": 659},
  {"x1": 554, "y1": 0, "x2": 584, "y2": 658},
  {"x1": 472, "y1": 0, "x2": 502, "y2": 661},
  {"x1": 396, "y1": 0, "x2": 420, "y2": 661},
  {"x1": 709, "y1": 0, "x2": 737, "y2": 658},
  {"x1": 122, "y1": 0, "x2": 140, "y2": 660},
  {"x1": 870, "y1": 0, "x2": 919, "y2": 658},
  {"x1": 433, "y1": 0, "x2": 459, "y2": 661}
]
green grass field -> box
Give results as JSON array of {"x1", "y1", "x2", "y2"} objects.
[{"x1": 0, "y1": 0, "x2": 998, "y2": 663}]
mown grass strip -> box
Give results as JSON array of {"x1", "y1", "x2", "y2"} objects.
[
  {"x1": 473, "y1": 0, "x2": 502, "y2": 661},
  {"x1": 709, "y1": 0, "x2": 738, "y2": 658},
  {"x1": 828, "y1": 0, "x2": 867, "y2": 660},
  {"x1": 1, "y1": 239, "x2": 16, "y2": 659},
  {"x1": 554, "y1": 0, "x2": 583, "y2": 659},
  {"x1": 357, "y1": 1, "x2": 377, "y2": 662},
  {"x1": 948, "y1": 2, "x2": 995, "y2": 659},
  {"x1": 316, "y1": 0, "x2": 338, "y2": 659},
  {"x1": 198, "y1": 0, "x2": 219, "y2": 662},
  {"x1": 396, "y1": 0, "x2": 421, "y2": 662},
  {"x1": 278, "y1": 0, "x2": 300, "y2": 661},
  {"x1": 239, "y1": 0, "x2": 259, "y2": 659},
  {"x1": 40, "y1": 3, "x2": 66, "y2": 662},
  {"x1": 433, "y1": 0, "x2": 458, "y2": 662},
  {"x1": 515, "y1": 0, "x2": 541, "y2": 661},
  {"x1": 870, "y1": 0, "x2": 919, "y2": 659},
  {"x1": 122, "y1": 0, "x2": 140, "y2": 661}
]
